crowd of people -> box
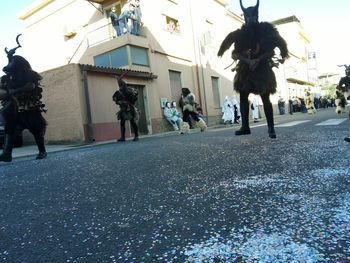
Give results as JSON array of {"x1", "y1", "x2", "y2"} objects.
[
  {"x1": 287, "y1": 95, "x2": 338, "y2": 114},
  {"x1": 110, "y1": 0, "x2": 142, "y2": 37}
]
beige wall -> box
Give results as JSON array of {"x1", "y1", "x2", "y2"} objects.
[{"x1": 40, "y1": 64, "x2": 85, "y2": 143}]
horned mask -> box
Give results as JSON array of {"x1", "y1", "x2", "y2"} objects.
[{"x1": 240, "y1": 0, "x2": 259, "y2": 25}]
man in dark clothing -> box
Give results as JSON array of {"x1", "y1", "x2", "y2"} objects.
[
  {"x1": 0, "y1": 35, "x2": 47, "y2": 162},
  {"x1": 110, "y1": 7, "x2": 121, "y2": 37},
  {"x1": 217, "y1": 0, "x2": 289, "y2": 138},
  {"x1": 112, "y1": 75, "x2": 139, "y2": 142}
]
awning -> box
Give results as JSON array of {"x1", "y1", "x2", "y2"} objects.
[
  {"x1": 287, "y1": 78, "x2": 315, "y2": 86},
  {"x1": 80, "y1": 64, "x2": 158, "y2": 80}
]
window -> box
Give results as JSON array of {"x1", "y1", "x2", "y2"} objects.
[
  {"x1": 165, "y1": 15, "x2": 180, "y2": 34},
  {"x1": 169, "y1": 70, "x2": 182, "y2": 102},
  {"x1": 211, "y1": 77, "x2": 220, "y2": 108},
  {"x1": 94, "y1": 45, "x2": 149, "y2": 68},
  {"x1": 110, "y1": 46, "x2": 129, "y2": 67},
  {"x1": 130, "y1": 46, "x2": 149, "y2": 66},
  {"x1": 94, "y1": 53, "x2": 110, "y2": 67}
]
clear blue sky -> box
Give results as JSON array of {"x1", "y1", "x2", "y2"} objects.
[
  {"x1": 0, "y1": 0, "x2": 349, "y2": 75},
  {"x1": 0, "y1": 0, "x2": 34, "y2": 70}
]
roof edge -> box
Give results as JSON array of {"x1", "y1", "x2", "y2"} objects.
[
  {"x1": 80, "y1": 64, "x2": 158, "y2": 80},
  {"x1": 18, "y1": 0, "x2": 55, "y2": 20}
]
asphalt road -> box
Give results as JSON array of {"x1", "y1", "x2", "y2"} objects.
[{"x1": 0, "y1": 108, "x2": 350, "y2": 262}]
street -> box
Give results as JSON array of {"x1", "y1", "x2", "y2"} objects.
[{"x1": 0, "y1": 108, "x2": 350, "y2": 262}]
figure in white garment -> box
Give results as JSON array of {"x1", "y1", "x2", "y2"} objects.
[
  {"x1": 170, "y1": 101, "x2": 183, "y2": 130},
  {"x1": 231, "y1": 95, "x2": 241, "y2": 124},
  {"x1": 164, "y1": 101, "x2": 182, "y2": 131},
  {"x1": 222, "y1": 96, "x2": 234, "y2": 124},
  {"x1": 251, "y1": 96, "x2": 259, "y2": 123}
]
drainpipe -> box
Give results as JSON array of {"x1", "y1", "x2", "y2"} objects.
[
  {"x1": 188, "y1": 0, "x2": 208, "y2": 119},
  {"x1": 82, "y1": 66, "x2": 94, "y2": 142}
]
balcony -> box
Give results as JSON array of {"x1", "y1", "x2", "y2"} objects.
[{"x1": 68, "y1": 19, "x2": 148, "y2": 66}]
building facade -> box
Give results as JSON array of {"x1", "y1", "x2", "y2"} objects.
[{"x1": 17, "y1": 0, "x2": 314, "y2": 143}]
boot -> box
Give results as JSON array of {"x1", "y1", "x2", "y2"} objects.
[
  {"x1": 235, "y1": 99, "x2": 250, "y2": 136},
  {"x1": 118, "y1": 125, "x2": 126, "y2": 142},
  {"x1": 34, "y1": 133, "x2": 47, "y2": 160},
  {"x1": 0, "y1": 135, "x2": 13, "y2": 162},
  {"x1": 268, "y1": 126, "x2": 276, "y2": 139},
  {"x1": 132, "y1": 122, "x2": 139, "y2": 141},
  {"x1": 235, "y1": 127, "x2": 251, "y2": 135},
  {"x1": 36, "y1": 152, "x2": 47, "y2": 160},
  {"x1": 262, "y1": 96, "x2": 276, "y2": 139}
]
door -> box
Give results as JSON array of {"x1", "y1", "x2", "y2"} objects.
[{"x1": 129, "y1": 84, "x2": 148, "y2": 135}]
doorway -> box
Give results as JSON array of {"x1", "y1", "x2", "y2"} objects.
[{"x1": 128, "y1": 84, "x2": 148, "y2": 135}]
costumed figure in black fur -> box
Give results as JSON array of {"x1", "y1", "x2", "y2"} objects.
[
  {"x1": 112, "y1": 72, "x2": 139, "y2": 142},
  {"x1": 337, "y1": 64, "x2": 350, "y2": 116},
  {"x1": 339, "y1": 65, "x2": 350, "y2": 143},
  {"x1": 335, "y1": 90, "x2": 347, "y2": 114},
  {"x1": 0, "y1": 35, "x2": 47, "y2": 162},
  {"x1": 337, "y1": 64, "x2": 350, "y2": 94},
  {"x1": 217, "y1": 0, "x2": 289, "y2": 138}
]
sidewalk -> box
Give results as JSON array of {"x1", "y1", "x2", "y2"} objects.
[{"x1": 11, "y1": 111, "x2": 303, "y2": 159}]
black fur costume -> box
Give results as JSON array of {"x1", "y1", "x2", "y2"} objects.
[
  {"x1": 0, "y1": 35, "x2": 47, "y2": 162},
  {"x1": 337, "y1": 65, "x2": 350, "y2": 93},
  {"x1": 112, "y1": 75, "x2": 139, "y2": 141},
  {"x1": 217, "y1": 0, "x2": 288, "y2": 138}
]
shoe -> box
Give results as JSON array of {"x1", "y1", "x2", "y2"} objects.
[
  {"x1": 235, "y1": 128, "x2": 251, "y2": 136},
  {"x1": 345, "y1": 137, "x2": 350, "y2": 143},
  {"x1": 36, "y1": 152, "x2": 47, "y2": 160},
  {"x1": 133, "y1": 137, "x2": 139, "y2": 141},
  {"x1": 117, "y1": 138, "x2": 125, "y2": 142},
  {"x1": 0, "y1": 154, "x2": 12, "y2": 162},
  {"x1": 268, "y1": 127, "x2": 276, "y2": 139}
]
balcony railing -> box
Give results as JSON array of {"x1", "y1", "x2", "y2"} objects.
[{"x1": 69, "y1": 20, "x2": 144, "y2": 64}]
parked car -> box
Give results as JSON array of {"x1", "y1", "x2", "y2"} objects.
[{"x1": 0, "y1": 113, "x2": 23, "y2": 149}]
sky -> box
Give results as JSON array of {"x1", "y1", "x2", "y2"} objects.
[
  {"x1": 0, "y1": 0, "x2": 349, "y2": 76},
  {"x1": 228, "y1": 0, "x2": 350, "y2": 75}
]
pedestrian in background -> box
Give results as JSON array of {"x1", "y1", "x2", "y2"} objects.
[
  {"x1": 180, "y1": 87, "x2": 207, "y2": 132},
  {"x1": 278, "y1": 96, "x2": 285, "y2": 115},
  {"x1": 110, "y1": 7, "x2": 121, "y2": 37},
  {"x1": 119, "y1": 2, "x2": 134, "y2": 35},
  {"x1": 251, "y1": 97, "x2": 259, "y2": 123},
  {"x1": 222, "y1": 96, "x2": 234, "y2": 124},
  {"x1": 131, "y1": 0, "x2": 142, "y2": 35},
  {"x1": 231, "y1": 95, "x2": 241, "y2": 124}
]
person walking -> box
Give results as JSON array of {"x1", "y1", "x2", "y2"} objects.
[
  {"x1": 251, "y1": 97, "x2": 259, "y2": 123},
  {"x1": 222, "y1": 96, "x2": 234, "y2": 124},
  {"x1": 112, "y1": 74, "x2": 139, "y2": 142},
  {"x1": 278, "y1": 96, "x2": 285, "y2": 115},
  {"x1": 231, "y1": 95, "x2": 241, "y2": 124},
  {"x1": 217, "y1": 0, "x2": 288, "y2": 138},
  {"x1": 0, "y1": 35, "x2": 47, "y2": 162}
]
